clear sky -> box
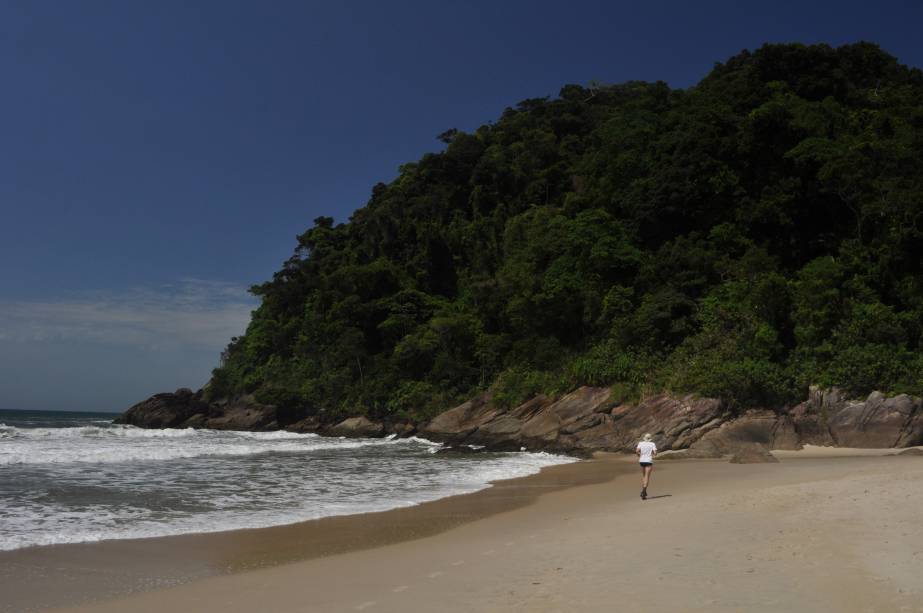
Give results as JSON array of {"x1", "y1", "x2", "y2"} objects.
[{"x1": 2, "y1": 0, "x2": 922, "y2": 412}]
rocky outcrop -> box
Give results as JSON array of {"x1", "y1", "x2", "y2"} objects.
[
  {"x1": 421, "y1": 388, "x2": 730, "y2": 453},
  {"x1": 829, "y1": 392, "x2": 921, "y2": 448},
  {"x1": 689, "y1": 409, "x2": 800, "y2": 456},
  {"x1": 581, "y1": 393, "x2": 727, "y2": 452},
  {"x1": 203, "y1": 395, "x2": 278, "y2": 431},
  {"x1": 117, "y1": 384, "x2": 923, "y2": 456},
  {"x1": 324, "y1": 416, "x2": 386, "y2": 438},
  {"x1": 115, "y1": 388, "x2": 210, "y2": 428},
  {"x1": 419, "y1": 386, "x2": 922, "y2": 454},
  {"x1": 117, "y1": 391, "x2": 278, "y2": 431},
  {"x1": 789, "y1": 386, "x2": 923, "y2": 449}
]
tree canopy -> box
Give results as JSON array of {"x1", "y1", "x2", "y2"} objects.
[{"x1": 209, "y1": 42, "x2": 923, "y2": 420}]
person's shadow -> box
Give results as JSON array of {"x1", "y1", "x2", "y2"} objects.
[{"x1": 644, "y1": 494, "x2": 672, "y2": 500}]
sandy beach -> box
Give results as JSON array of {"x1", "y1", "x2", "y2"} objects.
[{"x1": 7, "y1": 447, "x2": 922, "y2": 613}]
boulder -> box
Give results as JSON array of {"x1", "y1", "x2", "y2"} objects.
[
  {"x1": 419, "y1": 388, "x2": 614, "y2": 451},
  {"x1": 690, "y1": 409, "x2": 800, "y2": 455},
  {"x1": 181, "y1": 414, "x2": 208, "y2": 428},
  {"x1": 895, "y1": 400, "x2": 923, "y2": 448},
  {"x1": 284, "y1": 416, "x2": 322, "y2": 433},
  {"x1": 325, "y1": 416, "x2": 386, "y2": 438},
  {"x1": 787, "y1": 386, "x2": 846, "y2": 446},
  {"x1": 828, "y1": 392, "x2": 921, "y2": 448},
  {"x1": 203, "y1": 395, "x2": 277, "y2": 431},
  {"x1": 518, "y1": 387, "x2": 612, "y2": 447},
  {"x1": 477, "y1": 395, "x2": 554, "y2": 445},
  {"x1": 728, "y1": 444, "x2": 779, "y2": 464},
  {"x1": 564, "y1": 394, "x2": 727, "y2": 452},
  {"x1": 897, "y1": 447, "x2": 923, "y2": 456},
  {"x1": 115, "y1": 388, "x2": 209, "y2": 429},
  {"x1": 386, "y1": 422, "x2": 417, "y2": 438},
  {"x1": 419, "y1": 394, "x2": 499, "y2": 444}
]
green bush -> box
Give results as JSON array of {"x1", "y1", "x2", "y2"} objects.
[{"x1": 491, "y1": 367, "x2": 560, "y2": 409}]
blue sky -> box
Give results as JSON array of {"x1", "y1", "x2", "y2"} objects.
[{"x1": 2, "y1": 0, "x2": 922, "y2": 411}]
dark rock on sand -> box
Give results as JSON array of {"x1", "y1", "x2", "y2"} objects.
[
  {"x1": 690, "y1": 409, "x2": 800, "y2": 456},
  {"x1": 728, "y1": 444, "x2": 780, "y2": 464},
  {"x1": 897, "y1": 447, "x2": 923, "y2": 456},
  {"x1": 827, "y1": 391, "x2": 922, "y2": 448}
]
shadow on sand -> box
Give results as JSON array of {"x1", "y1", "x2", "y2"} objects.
[{"x1": 644, "y1": 494, "x2": 672, "y2": 500}]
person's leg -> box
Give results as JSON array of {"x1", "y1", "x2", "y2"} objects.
[{"x1": 642, "y1": 465, "x2": 653, "y2": 490}]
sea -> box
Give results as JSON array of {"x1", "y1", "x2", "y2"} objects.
[{"x1": 0, "y1": 408, "x2": 575, "y2": 551}]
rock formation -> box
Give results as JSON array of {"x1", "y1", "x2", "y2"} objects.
[{"x1": 116, "y1": 385, "x2": 923, "y2": 456}]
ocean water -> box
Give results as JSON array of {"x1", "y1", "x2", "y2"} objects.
[{"x1": 0, "y1": 409, "x2": 575, "y2": 551}]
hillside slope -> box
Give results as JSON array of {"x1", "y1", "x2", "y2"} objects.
[{"x1": 206, "y1": 42, "x2": 923, "y2": 424}]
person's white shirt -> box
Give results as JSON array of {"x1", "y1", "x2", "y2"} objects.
[{"x1": 636, "y1": 441, "x2": 657, "y2": 463}]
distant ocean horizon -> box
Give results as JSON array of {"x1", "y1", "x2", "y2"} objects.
[{"x1": 0, "y1": 408, "x2": 575, "y2": 551}]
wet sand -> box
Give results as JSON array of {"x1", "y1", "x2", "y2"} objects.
[{"x1": 7, "y1": 447, "x2": 923, "y2": 613}]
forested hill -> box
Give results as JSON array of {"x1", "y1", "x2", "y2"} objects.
[{"x1": 208, "y1": 42, "x2": 923, "y2": 422}]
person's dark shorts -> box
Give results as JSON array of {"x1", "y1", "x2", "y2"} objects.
[{"x1": 639, "y1": 462, "x2": 653, "y2": 467}]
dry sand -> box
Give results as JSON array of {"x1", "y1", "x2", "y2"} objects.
[{"x1": 14, "y1": 447, "x2": 923, "y2": 613}]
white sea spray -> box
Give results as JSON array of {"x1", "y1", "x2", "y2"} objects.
[{"x1": 0, "y1": 412, "x2": 576, "y2": 551}]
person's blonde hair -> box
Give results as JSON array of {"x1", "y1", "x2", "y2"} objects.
[{"x1": 642, "y1": 433, "x2": 653, "y2": 442}]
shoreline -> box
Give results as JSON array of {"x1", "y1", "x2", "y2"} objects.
[
  {"x1": 1, "y1": 453, "x2": 625, "y2": 613},
  {"x1": 6, "y1": 447, "x2": 922, "y2": 613}
]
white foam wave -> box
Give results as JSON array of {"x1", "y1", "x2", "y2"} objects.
[
  {"x1": 0, "y1": 414, "x2": 578, "y2": 553},
  {"x1": 0, "y1": 449, "x2": 575, "y2": 551},
  {"x1": 0, "y1": 424, "x2": 441, "y2": 466}
]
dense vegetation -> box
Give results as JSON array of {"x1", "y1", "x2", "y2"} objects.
[{"x1": 209, "y1": 43, "x2": 923, "y2": 421}]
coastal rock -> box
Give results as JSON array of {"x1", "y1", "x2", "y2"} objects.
[
  {"x1": 115, "y1": 388, "x2": 209, "y2": 429},
  {"x1": 604, "y1": 394, "x2": 727, "y2": 451},
  {"x1": 419, "y1": 394, "x2": 499, "y2": 444},
  {"x1": 828, "y1": 392, "x2": 920, "y2": 448},
  {"x1": 785, "y1": 386, "x2": 923, "y2": 449},
  {"x1": 420, "y1": 389, "x2": 731, "y2": 453},
  {"x1": 325, "y1": 416, "x2": 386, "y2": 438},
  {"x1": 788, "y1": 386, "x2": 846, "y2": 446},
  {"x1": 285, "y1": 416, "x2": 322, "y2": 433},
  {"x1": 898, "y1": 447, "x2": 923, "y2": 456},
  {"x1": 116, "y1": 382, "x2": 923, "y2": 455},
  {"x1": 728, "y1": 444, "x2": 779, "y2": 464},
  {"x1": 419, "y1": 389, "x2": 607, "y2": 451},
  {"x1": 690, "y1": 409, "x2": 800, "y2": 456},
  {"x1": 181, "y1": 414, "x2": 208, "y2": 428},
  {"x1": 203, "y1": 395, "x2": 277, "y2": 431},
  {"x1": 386, "y1": 422, "x2": 417, "y2": 438},
  {"x1": 518, "y1": 387, "x2": 612, "y2": 447},
  {"x1": 898, "y1": 410, "x2": 923, "y2": 448}
]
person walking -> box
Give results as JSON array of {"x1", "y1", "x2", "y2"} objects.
[{"x1": 636, "y1": 433, "x2": 657, "y2": 500}]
